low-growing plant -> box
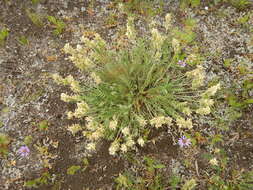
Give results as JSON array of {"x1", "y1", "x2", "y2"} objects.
[
  {"x1": 0, "y1": 133, "x2": 10, "y2": 157},
  {"x1": 229, "y1": 0, "x2": 251, "y2": 10},
  {"x1": 67, "y1": 165, "x2": 81, "y2": 175},
  {"x1": 24, "y1": 135, "x2": 33, "y2": 145},
  {"x1": 24, "y1": 172, "x2": 52, "y2": 188},
  {"x1": 0, "y1": 27, "x2": 9, "y2": 46},
  {"x1": 53, "y1": 15, "x2": 220, "y2": 155},
  {"x1": 114, "y1": 156, "x2": 198, "y2": 190},
  {"x1": 226, "y1": 77, "x2": 253, "y2": 109},
  {"x1": 18, "y1": 35, "x2": 29, "y2": 45},
  {"x1": 180, "y1": 0, "x2": 201, "y2": 9},
  {"x1": 26, "y1": 9, "x2": 44, "y2": 27},
  {"x1": 115, "y1": 0, "x2": 163, "y2": 16},
  {"x1": 47, "y1": 16, "x2": 66, "y2": 36},
  {"x1": 31, "y1": 0, "x2": 40, "y2": 4},
  {"x1": 115, "y1": 156, "x2": 166, "y2": 190},
  {"x1": 38, "y1": 120, "x2": 49, "y2": 131}
]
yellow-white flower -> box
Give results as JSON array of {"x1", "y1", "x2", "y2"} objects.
[
  {"x1": 137, "y1": 138, "x2": 145, "y2": 147},
  {"x1": 172, "y1": 38, "x2": 180, "y2": 52},
  {"x1": 186, "y1": 65, "x2": 205, "y2": 88},
  {"x1": 90, "y1": 128, "x2": 104, "y2": 140},
  {"x1": 60, "y1": 93, "x2": 75, "y2": 102},
  {"x1": 151, "y1": 28, "x2": 165, "y2": 59},
  {"x1": 164, "y1": 13, "x2": 172, "y2": 31},
  {"x1": 182, "y1": 107, "x2": 192, "y2": 116},
  {"x1": 150, "y1": 116, "x2": 172, "y2": 128},
  {"x1": 120, "y1": 144, "x2": 128, "y2": 153},
  {"x1": 196, "y1": 106, "x2": 211, "y2": 115},
  {"x1": 136, "y1": 116, "x2": 146, "y2": 127},
  {"x1": 203, "y1": 83, "x2": 221, "y2": 97},
  {"x1": 66, "y1": 75, "x2": 81, "y2": 93},
  {"x1": 91, "y1": 72, "x2": 102, "y2": 85},
  {"x1": 122, "y1": 127, "x2": 130, "y2": 136},
  {"x1": 67, "y1": 124, "x2": 82, "y2": 135},
  {"x1": 109, "y1": 120, "x2": 118, "y2": 130},
  {"x1": 209, "y1": 158, "x2": 219, "y2": 166},
  {"x1": 199, "y1": 99, "x2": 214, "y2": 107},
  {"x1": 52, "y1": 73, "x2": 65, "y2": 85},
  {"x1": 176, "y1": 117, "x2": 193, "y2": 129},
  {"x1": 87, "y1": 142, "x2": 96, "y2": 151},
  {"x1": 126, "y1": 16, "x2": 136, "y2": 41},
  {"x1": 109, "y1": 141, "x2": 120, "y2": 155},
  {"x1": 126, "y1": 138, "x2": 135, "y2": 147},
  {"x1": 73, "y1": 101, "x2": 89, "y2": 118}
]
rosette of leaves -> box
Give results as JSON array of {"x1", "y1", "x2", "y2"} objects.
[
  {"x1": 0, "y1": 133, "x2": 10, "y2": 157},
  {"x1": 54, "y1": 16, "x2": 220, "y2": 155}
]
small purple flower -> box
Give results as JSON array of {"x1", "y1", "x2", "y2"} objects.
[
  {"x1": 177, "y1": 60, "x2": 186, "y2": 67},
  {"x1": 17, "y1": 146, "x2": 30, "y2": 157},
  {"x1": 178, "y1": 136, "x2": 191, "y2": 148}
]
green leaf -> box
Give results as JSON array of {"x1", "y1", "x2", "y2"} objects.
[
  {"x1": 24, "y1": 136, "x2": 33, "y2": 145},
  {"x1": 67, "y1": 165, "x2": 81, "y2": 175},
  {"x1": 24, "y1": 180, "x2": 38, "y2": 188},
  {"x1": 38, "y1": 120, "x2": 49, "y2": 130},
  {"x1": 154, "y1": 164, "x2": 165, "y2": 169}
]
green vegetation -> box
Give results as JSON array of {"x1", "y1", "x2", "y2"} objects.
[
  {"x1": 24, "y1": 135, "x2": 33, "y2": 145},
  {"x1": 0, "y1": 133, "x2": 10, "y2": 157},
  {"x1": 26, "y1": 9, "x2": 44, "y2": 27},
  {"x1": 0, "y1": 28, "x2": 9, "y2": 46},
  {"x1": 229, "y1": 0, "x2": 251, "y2": 10},
  {"x1": 67, "y1": 165, "x2": 81, "y2": 175},
  {"x1": 114, "y1": 156, "x2": 167, "y2": 190},
  {"x1": 0, "y1": 1, "x2": 252, "y2": 189},
  {"x1": 47, "y1": 16, "x2": 66, "y2": 36},
  {"x1": 18, "y1": 35, "x2": 29, "y2": 45},
  {"x1": 54, "y1": 15, "x2": 220, "y2": 155},
  {"x1": 31, "y1": 0, "x2": 40, "y2": 4},
  {"x1": 180, "y1": 0, "x2": 201, "y2": 8},
  {"x1": 114, "y1": 156, "x2": 198, "y2": 190},
  {"x1": 115, "y1": 0, "x2": 163, "y2": 16},
  {"x1": 24, "y1": 172, "x2": 52, "y2": 188},
  {"x1": 226, "y1": 77, "x2": 253, "y2": 109},
  {"x1": 0, "y1": 120, "x2": 3, "y2": 128},
  {"x1": 38, "y1": 120, "x2": 49, "y2": 131}
]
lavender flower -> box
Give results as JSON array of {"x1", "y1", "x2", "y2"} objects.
[
  {"x1": 17, "y1": 146, "x2": 30, "y2": 157},
  {"x1": 178, "y1": 136, "x2": 191, "y2": 148},
  {"x1": 177, "y1": 60, "x2": 186, "y2": 67}
]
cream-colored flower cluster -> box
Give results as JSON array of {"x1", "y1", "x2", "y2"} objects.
[
  {"x1": 109, "y1": 140, "x2": 120, "y2": 155},
  {"x1": 196, "y1": 83, "x2": 221, "y2": 115},
  {"x1": 82, "y1": 117, "x2": 105, "y2": 151},
  {"x1": 136, "y1": 116, "x2": 147, "y2": 127},
  {"x1": 172, "y1": 38, "x2": 180, "y2": 52},
  {"x1": 60, "y1": 93, "x2": 80, "y2": 103},
  {"x1": 109, "y1": 136, "x2": 139, "y2": 155},
  {"x1": 202, "y1": 83, "x2": 221, "y2": 97},
  {"x1": 52, "y1": 74, "x2": 81, "y2": 93},
  {"x1": 126, "y1": 16, "x2": 136, "y2": 41},
  {"x1": 151, "y1": 28, "x2": 165, "y2": 59},
  {"x1": 66, "y1": 101, "x2": 89, "y2": 119},
  {"x1": 63, "y1": 43, "x2": 93, "y2": 70},
  {"x1": 164, "y1": 13, "x2": 172, "y2": 31},
  {"x1": 90, "y1": 72, "x2": 102, "y2": 85},
  {"x1": 186, "y1": 65, "x2": 205, "y2": 88},
  {"x1": 109, "y1": 118, "x2": 118, "y2": 130},
  {"x1": 63, "y1": 33, "x2": 106, "y2": 71},
  {"x1": 67, "y1": 124, "x2": 82, "y2": 135},
  {"x1": 75, "y1": 102, "x2": 89, "y2": 118},
  {"x1": 150, "y1": 116, "x2": 172, "y2": 128},
  {"x1": 176, "y1": 117, "x2": 193, "y2": 129}
]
